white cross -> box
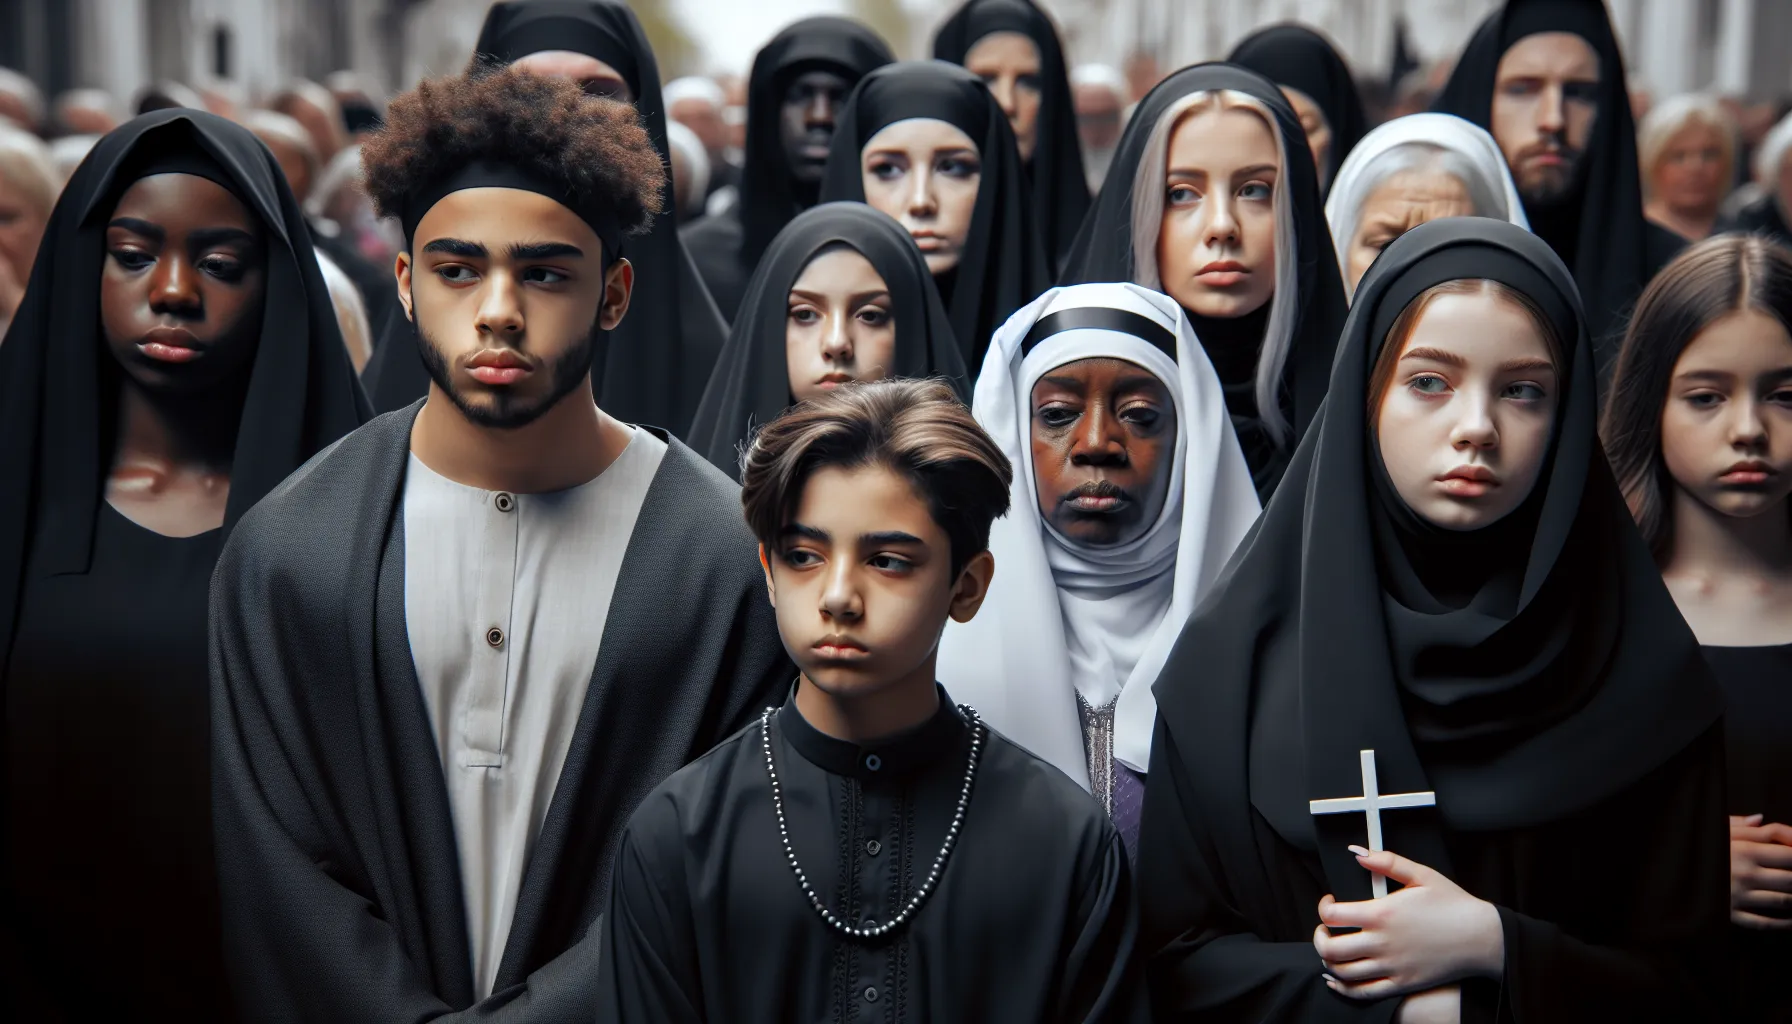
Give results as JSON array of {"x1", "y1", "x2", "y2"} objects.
[{"x1": 1308, "y1": 749, "x2": 1436, "y2": 898}]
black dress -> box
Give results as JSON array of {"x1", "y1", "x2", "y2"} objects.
[
  {"x1": 597, "y1": 690, "x2": 1143, "y2": 1023},
  {"x1": 5, "y1": 505, "x2": 228, "y2": 1017},
  {"x1": 1700, "y1": 644, "x2": 1792, "y2": 1022}
]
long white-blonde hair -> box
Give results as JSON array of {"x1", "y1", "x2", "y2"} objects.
[{"x1": 1129, "y1": 90, "x2": 1299, "y2": 445}]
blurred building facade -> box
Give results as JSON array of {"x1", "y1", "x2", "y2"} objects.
[{"x1": 1, "y1": 0, "x2": 1788, "y2": 117}]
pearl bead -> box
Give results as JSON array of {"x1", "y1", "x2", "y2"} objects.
[{"x1": 760, "y1": 704, "x2": 982, "y2": 943}]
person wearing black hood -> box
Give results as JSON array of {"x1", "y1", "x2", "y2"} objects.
[
  {"x1": 0, "y1": 109, "x2": 368, "y2": 1018},
  {"x1": 933, "y1": 0, "x2": 1091, "y2": 274},
  {"x1": 1136, "y1": 218, "x2": 1728, "y2": 1022},
  {"x1": 1061, "y1": 63, "x2": 1350, "y2": 500},
  {"x1": 362, "y1": 0, "x2": 730, "y2": 436},
  {"x1": 682, "y1": 17, "x2": 893, "y2": 322},
  {"x1": 688, "y1": 201, "x2": 967, "y2": 478},
  {"x1": 1433, "y1": 0, "x2": 1684, "y2": 390},
  {"x1": 822, "y1": 60, "x2": 1050, "y2": 372},
  {"x1": 1227, "y1": 23, "x2": 1369, "y2": 198}
]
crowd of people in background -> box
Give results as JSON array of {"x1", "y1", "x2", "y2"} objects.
[{"x1": 1, "y1": 0, "x2": 1790, "y2": 1020}]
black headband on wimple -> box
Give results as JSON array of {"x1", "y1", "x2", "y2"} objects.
[
  {"x1": 1021, "y1": 306, "x2": 1179, "y2": 359},
  {"x1": 399, "y1": 160, "x2": 624, "y2": 258}
]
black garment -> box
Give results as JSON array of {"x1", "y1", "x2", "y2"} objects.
[
  {"x1": 821, "y1": 61, "x2": 1050, "y2": 371},
  {"x1": 1432, "y1": 0, "x2": 1685, "y2": 388},
  {"x1": 688, "y1": 202, "x2": 968, "y2": 478},
  {"x1": 1061, "y1": 63, "x2": 1349, "y2": 499},
  {"x1": 932, "y1": 0, "x2": 1091, "y2": 273},
  {"x1": 363, "y1": 0, "x2": 730, "y2": 435},
  {"x1": 683, "y1": 17, "x2": 894, "y2": 321},
  {"x1": 210, "y1": 405, "x2": 792, "y2": 1022},
  {"x1": 1227, "y1": 24, "x2": 1369, "y2": 195},
  {"x1": 1718, "y1": 193, "x2": 1792, "y2": 249},
  {"x1": 1700, "y1": 644, "x2": 1792, "y2": 1022},
  {"x1": 1138, "y1": 218, "x2": 1728, "y2": 1022},
  {"x1": 0, "y1": 109, "x2": 369, "y2": 1018},
  {"x1": 6, "y1": 508, "x2": 226, "y2": 1018},
  {"x1": 597, "y1": 689, "x2": 1142, "y2": 1023}
]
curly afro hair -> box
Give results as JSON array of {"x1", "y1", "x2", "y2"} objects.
[{"x1": 361, "y1": 63, "x2": 662, "y2": 239}]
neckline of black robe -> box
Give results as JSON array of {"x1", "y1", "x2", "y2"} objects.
[
  {"x1": 1225, "y1": 23, "x2": 1368, "y2": 196},
  {"x1": 687, "y1": 202, "x2": 968, "y2": 479},
  {"x1": 0, "y1": 108, "x2": 369, "y2": 693},
  {"x1": 683, "y1": 17, "x2": 894, "y2": 322},
  {"x1": 820, "y1": 60, "x2": 1050, "y2": 372},
  {"x1": 210, "y1": 402, "x2": 790, "y2": 1018},
  {"x1": 1431, "y1": 0, "x2": 1683, "y2": 385},
  {"x1": 1151, "y1": 217, "x2": 1723, "y2": 907},
  {"x1": 361, "y1": 0, "x2": 730, "y2": 435},
  {"x1": 1059, "y1": 62, "x2": 1349, "y2": 494},
  {"x1": 932, "y1": 0, "x2": 1091, "y2": 274}
]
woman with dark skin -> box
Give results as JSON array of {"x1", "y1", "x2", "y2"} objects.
[{"x1": 0, "y1": 110, "x2": 366, "y2": 1018}]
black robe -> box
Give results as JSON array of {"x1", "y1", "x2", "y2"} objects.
[
  {"x1": 1138, "y1": 219, "x2": 1728, "y2": 1022},
  {"x1": 209, "y1": 403, "x2": 793, "y2": 1021},
  {"x1": 1718, "y1": 192, "x2": 1792, "y2": 250},
  {"x1": 1060, "y1": 63, "x2": 1350, "y2": 500},
  {"x1": 1701, "y1": 644, "x2": 1792, "y2": 1022},
  {"x1": 821, "y1": 61, "x2": 1051, "y2": 372},
  {"x1": 0, "y1": 110, "x2": 369, "y2": 1019},
  {"x1": 598, "y1": 690, "x2": 1143, "y2": 1023},
  {"x1": 687, "y1": 202, "x2": 967, "y2": 479},
  {"x1": 932, "y1": 0, "x2": 1091, "y2": 274},
  {"x1": 1226, "y1": 24, "x2": 1369, "y2": 197},
  {"x1": 1431, "y1": 0, "x2": 1685, "y2": 390},
  {"x1": 682, "y1": 17, "x2": 894, "y2": 321},
  {"x1": 363, "y1": 0, "x2": 730, "y2": 435}
]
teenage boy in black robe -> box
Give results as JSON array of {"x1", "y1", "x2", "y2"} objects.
[
  {"x1": 597, "y1": 379, "x2": 1143, "y2": 1023},
  {"x1": 682, "y1": 17, "x2": 894, "y2": 320},
  {"x1": 209, "y1": 65, "x2": 790, "y2": 1022}
]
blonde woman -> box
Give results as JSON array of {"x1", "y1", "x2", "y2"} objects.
[
  {"x1": 1639, "y1": 93, "x2": 1737, "y2": 242},
  {"x1": 1061, "y1": 62, "x2": 1348, "y2": 499}
]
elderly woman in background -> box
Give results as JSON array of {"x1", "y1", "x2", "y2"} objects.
[
  {"x1": 1721, "y1": 111, "x2": 1792, "y2": 249},
  {"x1": 1640, "y1": 94, "x2": 1737, "y2": 242},
  {"x1": 1325, "y1": 112, "x2": 1529, "y2": 296},
  {"x1": 0, "y1": 126, "x2": 57, "y2": 337}
]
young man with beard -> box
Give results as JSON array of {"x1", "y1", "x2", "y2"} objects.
[
  {"x1": 209, "y1": 65, "x2": 791, "y2": 1021},
  {"x1": 1433, "y1": 0, "x2": 1684, "y2": 386}
]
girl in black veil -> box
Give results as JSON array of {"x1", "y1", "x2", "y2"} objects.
[
  {"x1": 0, "y1": 109, "x2": 367, "y2": 1016},
  {"x1": 1061, "y1": 63, "x2": 1348, "y2": 499},
  {"x1": 1137, "y1": 218, "x2": 1727, "y2": 1022},
  {"x1": 932, "y1": 0, "x2": 1091, "y2": 273},
  {"x1": 820, "y1": 60, "x2": 1049, "y2": 371},
  {"x1": 688, "y1": 202, "x2": 966, "y2": 478},
  {"x1": 362, "y1": 0, "x2": 729, "y2": 435}
]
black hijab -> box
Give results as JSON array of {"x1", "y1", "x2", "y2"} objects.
[
  {"x1": 0, "y1": 109, "x2": 371, "y2": 682},
  {"x1": 932, "y1": 0, "x2": 1090, "y2": 273},
  {"x1": 362, "y1": 0, "x2": 730, "y2": 434},
  {"x1": 821, "y1": 60, "x2": 1050, "y2": 372},
  {"x1": 683, "y1": 17, "x2": 894, "y2": 321},
  {"x1": 1432, "y1": 0, "x2": 1680, "y2": 385},
  {"x1": 688, "y1": 202, "x2": 967, "y2": 479},
  {"x1": 1061, "y1": 62, "x2": 1348, "y2": 497},
  {"x1": 1226, "y1": 23, "x2": 1368, "y2": 196},
  {"x1": 1153, "y1": 218, "x2": 1722, "y2": 902}
]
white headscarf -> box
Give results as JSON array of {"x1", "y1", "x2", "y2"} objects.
[
  {"x1": 1325, "y1": 113, "x2": 1529, "y2": 293},
  {"x1": 936, "y1": 283, "x2": 1261, "y2": 788}
]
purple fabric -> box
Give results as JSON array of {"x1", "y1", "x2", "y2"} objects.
[{"x1": 1111, "y1": 760, "x2": 1145, "y2": 861}]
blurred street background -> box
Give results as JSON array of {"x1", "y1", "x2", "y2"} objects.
[{"x1": 2, "y1": 0, "x2": 1789, "y2": 111}]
